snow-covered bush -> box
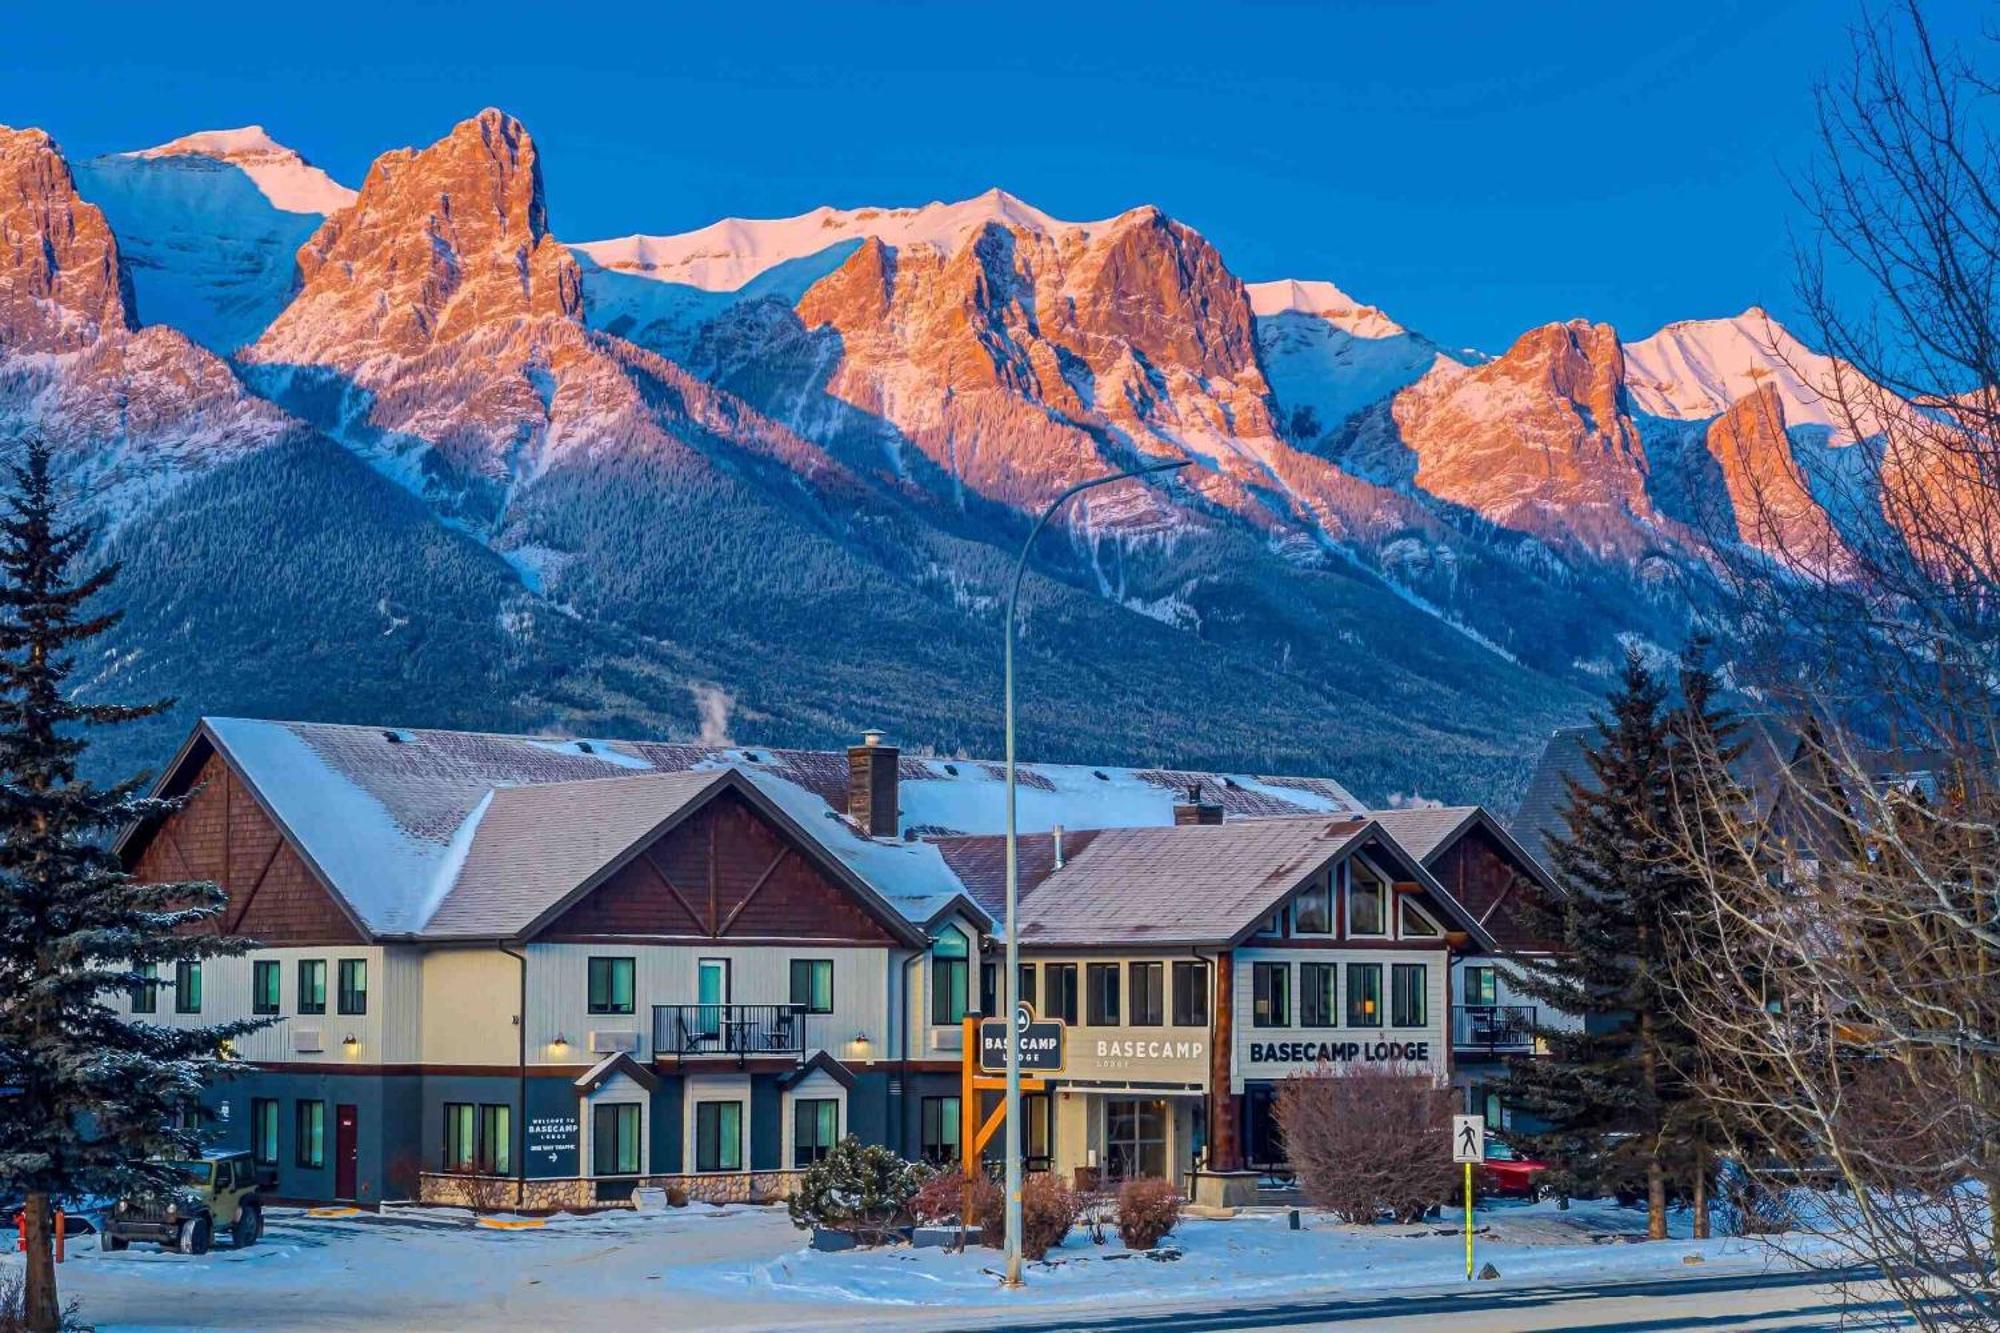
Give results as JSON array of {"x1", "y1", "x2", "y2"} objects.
[
  {"x1": 1116, "y1": 1177, "x2": 1184, "y2": 1250},
  {"x1": 786, "y1": 1136, "x2": 932, "y2": 1246},
  {"x1": 1275, "y1": 1063, "x2": 1457, "y2": 1223},
  {"x1": 910, "y1": 1170, "x2": 1003, "y2": 1246},
  {"x1": 1019, "y1": 1174, "x2": 1083, "y2": 1260}
]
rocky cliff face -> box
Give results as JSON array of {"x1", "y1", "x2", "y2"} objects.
[{"x1": 0, "y1": 125, "x2": 133, "y2": 353}]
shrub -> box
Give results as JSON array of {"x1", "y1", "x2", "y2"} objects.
[
  {"x1": 909, "y1": 1171, "x2": 1003, "y2": 1247},
  {"x1": 1274, "y1": 1063, "x2": 1458, "y2": 1224},
  {"x1": 786, "y1": 1136, "x2": 932, "y2": 1246},
  {"x1": 1116, "y1": 1177, "x2": 1184, "y2": 1250},
  {"x1": 1018, "y1": 1173, "x2": 1082, "y2": 1260}
]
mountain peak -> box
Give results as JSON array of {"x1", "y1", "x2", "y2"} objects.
[
  {"x1": 127, "y1": 125, "x2": 356, "y2": 215},
  {"x1": 1623, "y1": 306, "x2": 1851, "y2": 435},
  {"x1": 1246, "y1": 278, "x2": 1409, "y2": 340},
  {"x1": 0, "y1": 123, "x2": 133, "y2": 351}
]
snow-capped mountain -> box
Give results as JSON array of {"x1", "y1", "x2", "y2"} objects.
[{"x1": 0, "y1": 105, "x2": 1932, "y2": 806}]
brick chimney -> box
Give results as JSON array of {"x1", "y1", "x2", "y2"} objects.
[
  {"x1": 1173, "y1": 780, "x2": 1225, "y2": 826},
  {"x1": 846, "y1": 730, "x2": 900, "y2": 838}
]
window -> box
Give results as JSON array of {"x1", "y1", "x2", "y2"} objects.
[
  {"x1": 1017, "y1": 964, "x2": 1036, "y2": 1017},
  {"x1": 1463, "y1": 965, "x2": 1497, "y2": 1007},
  {"x1": 1400, "y1": 898, "x2": 1440, "y2": 938},
  {"x1": 594, "y1": 1103, "x2": 643, "y2": 1175},
  {"x1": 787, "y1": 958, "x2": 833, "y2": 1014},
  {"x1": 931, "y1": 929, "x2": 969, "y2": 1025},
  {"x1": 252, "y1": 960, "x2": 280, "y2": 1016},
  {"x1": 697, "y1": 958, "x2": 729, "y2": 1037},
  {"x1": 443, "y1": 1103, "x2": 511, "y2": 1174},
  {"x1": 297, "y1": 959, "x2": 327, "y2": 1015},
  {"x1": 1293, "y1": 875, "x2": 1333, "y2": 934},
  {"x1": 1044, "y1": 964, "x2": 1079, "y2": 1025},
  {"x1": 1301, "y1": 961, "x2": 1338, "y2": 1027},
  {"x1": 695, "y1": 1101, "x2": 742, "y2": 1173},
  {"x1": 920, "y1": 1096, "x2": 960, "y2": 1165},
  {"x1": 792, "y1": 1098, "x2": 838, "y2": 1168},
  {"x1": 1105, "y1": 1098, "x2": 1168, "y2": 1180},
  {"x1": 1024, "y1": 1092, "x2": 1052, "y2": 1164},
  {"x1": 1086, "y1": 963, "x2": 1121, "y2": 1026},
  {"x1": 1347, "y1": 961, "x2": 1383, "y2": 1027},
  {"x1": 1171, "y1": 961, "x2": 1208, "y2": 1027},
  {"x1": 296, "y1": 1101, "x2": 325, "y2": 1169},
  {"x1": 131, "y1": 962, "x2": 158, "y2": 1015},
  {"x1": 1347, "y1": 860, "x2": 1387, "y2": 936},
  {"x1": 250, "y1": 1098, "x2": 279, "y2": 1167},
  {"x1": 174, "y1": 960, "x2": 202, "y2": 1014},
  {"x1": 1252, "y1": 962, "x2": 1290, "y2": 1027},
  {"x1": 1128, "y1": 962, "x2": 1164, "y2": 1026},
  {"x1": 980, "y1": 961, "x2": 998, "y2": 1016},
  {"x1": 587, "y1": 957, "x2": 635, "y2": 1015},
  {"x1": 1255, "y1": 908, "x2": 1284, "y2": 937},
  {"x1": 1392, "y1": 963, "x2": 1428, "y2": 1028},
  {"x1": 336, "y1": 959, "x2": 367, "y2": 1015}
]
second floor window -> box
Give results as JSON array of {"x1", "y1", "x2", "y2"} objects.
[
  {"x1": 1348, "y1": 962, "x2": 1383, "y2": 1027},
  {"x1": 1347, "y1": 860, "x2": 1387, "y2": 936},
  {"x1": 337, "y1": 959, "x2": 367, "y2": 1016},
  {"x1": 252, "y1": 960, "x2": 281, "y2": 1016},
  {"x1": 587, "y1": 956, "x2": 636, "y2": 1015},
  {"x1": 1252, "y1": 962, "x2": 1290, "y2": 1027},
  {"x1": 298, "y1": 959, "x2": 326, "y2": 1014},
  {"x1": 1086, "y1": 963, "x2": 1120, "y2": 1026},
  {"x1": 1392, "y1": 963, "x2": 1428, "y2": 1028},
  {"x1": 1044, "y1": 963, "x2": 1079, "y2": 1024},
  {"x1": 1301, "y1": 961, "x2": 1338, "y2": 1027},
  {"x1": 1171, "y1": 961, "x2": 1208, "y2": 1026},
  {"x1": 931, "y1": 929, "x2": 969, "y2": 1025},
  {"x1": 174, "y1": 960, "x2": 202, "y2": 1014},
  {"x1": 790, "y1": 959, "x2": 833, "y2": 1014},
  {"x1": 1293, "y1": 876, "x2": 1333, "y2": 935},
  {"x1": 1128, "y1": 962, "x2": 1164, "y2": 1026},
  {"x1": 1463, "y1": 965, "x2": 1497, "y2": 1006}
]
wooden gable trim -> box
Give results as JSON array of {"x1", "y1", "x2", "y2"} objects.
[
  {"x1": 714, "y1": 846, "x2": 792, "y2": 937},
  {"x1": 636, "y1": 846, "x2": 708, "y2": 933}
]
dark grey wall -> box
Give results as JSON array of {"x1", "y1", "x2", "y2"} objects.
[{"x1": 202, "y1": 1070, "x2": 417, "y2": 1204}]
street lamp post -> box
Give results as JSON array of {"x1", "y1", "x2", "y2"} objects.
[{"x1": 1001, "y1": 456, "x2": 1191, "y2": 1287}]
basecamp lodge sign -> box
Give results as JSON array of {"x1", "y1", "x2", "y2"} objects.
[
  {"x1": 979, "y1": 1003, "x2": 1066, "y2": 1075},
  {"x1": 1247, "y1": 1038, "x2": 1433, "y2": 1067}
]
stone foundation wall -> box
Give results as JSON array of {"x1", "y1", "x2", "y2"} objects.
[{"x1": 417, "y1": 1170, "x2": 803, "y2": 1211}]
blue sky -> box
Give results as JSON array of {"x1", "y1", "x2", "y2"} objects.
[{"x1": 4, "y1": 0, "x2": 1965, "y2": 354}]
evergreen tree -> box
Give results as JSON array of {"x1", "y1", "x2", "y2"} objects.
[
  {"x1": 0, "y1": 439, "x2": 262, "y2": 1331},
  {"x1": 1502, "y1": 647, "x2": 1685, "y2": 1237}
]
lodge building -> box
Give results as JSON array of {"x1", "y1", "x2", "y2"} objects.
[{"x1": 116, "y1": 717, "x2": 1556, "y2": 1207}]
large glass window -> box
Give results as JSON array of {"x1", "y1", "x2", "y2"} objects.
[
  {"x1": 789, "y1": 958, "x2": 833, "y2": 1014},
  {"x1": 694, "y1": 1101, "x2": 742, "y2": 1173},
  {"x1": 1293, "y1": 876, "x2": 1333, "y2": 934},
  {"x1": 1017, "y1": 964, "x2": 1036, "y2": 1016},
  {"x1": 1044, "y1": 964, "x2": 1079, "y2": 1024},
  {"x1": 296, "y1": 1101, "x2": 325, "y2": 1169},
  {"x1": 297, "y1": 959, "x2": 327, "y2": 1015},
  {"x1": 792, "y1": 1098, "x2": 838, "y2": 1168},
  {"x1": 931, "y1": 929, "x2": 969, "y2": 1025},
  {"x1": 1252, "y1": 962, "x2": 1291, "y2": 1027},
  {"x1": 1171, "y1": 961, "x2": 1208, "y2": 1027},
  {"x1": 131, "y1": 962, "x2": 158, "y2": 1015},
  {"x1": 443, "y1": 1104, "x2": 510, "y2": 1174},
  {"x1": 1392, "y1": 963, "x2": 1428, "y2": 1028},
  {"x1": 594, "y1": 1103, "x2": 642, "y2": 1175},
  {"x1": 979, "y1": 961, "x2": 998, "y2": 1016},
  {"x1": 1463, "y1": 965, "x2": 1497, "y2": 1006},
  {"x1": 1128, "y1": 962, "x2": 1164, "y2": 1026},
  {"x1": 1104, "y1": 1099, "x2": 1168, "y2": 1180},
  {"x1": 1086, "y1": 963, "x2": 1121, "y2": 1026},
  {"x1": 587, "y1": 957, "x2": 635, "y2": 1015},
  {"x1": 174, "y1": 960, "x2": 202, "y2": 1014},
  {"x1": 1347, "y1": 860, "x2": 1387, "y2": 936},
  {"x1": 251, "y1": 960, "x2": 280, "y2": 1016},
  {"x1": 920, "y1": 1096, "x2": 960, "y2": 1165},
  {"x1": 1347, "y1": 962, "x2": 1383, "y2": 1027},
  {"x1": 1301, "y1": 962, "x2": 1338, "y2": 1027},
  {"x1": 444, "y1": 1102, "x2": 477, "y2": 1172},
  {"x1": 1400, "y1": 898, "x2": 1440, "y2": 938},
  {"x1": 336, "y1": 959, "x2": 367, "y2": 1015},
  {"x1": 481, "y1": 1105, "x2": 511, "y2": 1174},
  {"x1": 1024, "y1": 1092, "x2": 1052, "y2": 1166},
  {"x1": 250, "y1": 1098, "x2": 279, "y2": 1167}
]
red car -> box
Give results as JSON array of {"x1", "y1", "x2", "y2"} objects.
[{"x1": 1477, "y1": 1140, "x2": 1551, "y2": 1198}]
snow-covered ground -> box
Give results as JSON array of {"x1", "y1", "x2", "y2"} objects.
[{"x1": 1, "y1": 1197, "x2": 1824, "y2": 1331}]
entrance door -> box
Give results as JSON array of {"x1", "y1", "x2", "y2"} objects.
[
  {"x1": 697, "y1": 958, "x2": 730, "y2": 1039},
  {"x1": 334, "y1": 1104, "x2": 359, "y2": 1200},
  {"x1": 1104, "y1": 1098, "x2": 1168, "y2": 1180}
]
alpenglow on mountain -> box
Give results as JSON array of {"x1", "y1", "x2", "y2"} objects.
[{"x1": 0, "y1": 108, "x2": 1916, "y2": 807}]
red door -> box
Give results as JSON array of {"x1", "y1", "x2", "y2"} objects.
[{"x1": 334, "y1": 1105, "x2": 359, "y2": 1200}]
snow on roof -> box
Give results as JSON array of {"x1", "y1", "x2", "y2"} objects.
[
  {"x1": 186, "y1": 718, "x2": 1368, "y2": 938},
  {"x1": 574, "y1": 189, "x2": 1124, "y2": 295},
  {"x1": 127, "y1": 126, "x2": 356, "y2": 215}
]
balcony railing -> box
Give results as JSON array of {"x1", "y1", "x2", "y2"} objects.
[
  {"x1": 652, "y1": 1004, "x2": 810, "y2": 1065},
  {"x1": 1451, "y1": 1004, "x2": 1536, "y2": 1051}
]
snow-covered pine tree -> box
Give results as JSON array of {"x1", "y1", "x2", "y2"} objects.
[
  {"x1": 0, "y1": 438, "x2": 265, "y2": 1332},
  {"x1": 1501, "y1": 647, "x2": 1686, "y2": 1238}
]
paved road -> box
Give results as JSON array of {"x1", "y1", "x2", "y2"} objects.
[{"x1": 952, "y1": 1268, "x2": 1911, "y2": 1332}]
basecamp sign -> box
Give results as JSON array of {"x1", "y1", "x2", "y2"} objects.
[
  {"x1": 525, "y1": 1114, "x2": 578, "y2": 1177},
  {"x1": 979, "y1": 1003, "x2": 1066, "y2": 1075},
  {"x1": 1246, "y1": 1038, "x2": 1435, "y2": 1070}
]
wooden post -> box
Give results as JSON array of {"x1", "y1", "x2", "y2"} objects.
[
  {"x1": 1207, "y1": 950, "x2": 1240, "y2": 1171},
  {"x1": 961, "y1": 1016, "x2": 978, "y2": 1180}
]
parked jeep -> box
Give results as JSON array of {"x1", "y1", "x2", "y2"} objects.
[{"x1": 100, "y1": 1151, "x2": 264, "y2": 1254}]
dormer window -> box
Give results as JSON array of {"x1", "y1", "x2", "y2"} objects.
[
  {"x1": 1400, "y1": 898, "x2": 1441, "y2": 938},
  {"x1": 1347, "y1": 858, "x2": 1387, "y2": 937},
  {"x1": 1293, "y1": 874, "x2": 1333, "y2": 935}
]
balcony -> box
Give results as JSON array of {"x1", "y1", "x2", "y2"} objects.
[
  {"x1": 652, "y1": 1004, "x2": 810, "y2": 1066},
  {"x1": 1451, "y1": 1004, "x2": 1536, "y2": 1052}
]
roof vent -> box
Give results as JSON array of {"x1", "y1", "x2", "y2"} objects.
[
  {"x1": 943, "y1": 763, "x2": 959, "y2": 777},
  {"x1": 1092, "y1": 770, "x2": 1109, "y2": 782},
  {"x1": 381, "y1": 730, "x2": 404, "y2": 744},
  {"x1": 862, "y1": 728, "x2": 886, "y2": 747},
  {"x1": 575, "y1": 740, "x2": 595, "y2": 754}
]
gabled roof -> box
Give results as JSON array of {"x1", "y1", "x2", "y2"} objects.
[
  {"x1": 1014, "y1": 817, "x2": 1497, "y2": 950},
  {"x1": 931, "y1": 828, "x2": 1106, "y2": 921},
  {"x1": 574, "y1": 1051, "x2": 659, "y2": 1094}
]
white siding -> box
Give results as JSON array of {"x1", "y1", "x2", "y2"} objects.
[
  {"x1": 122, "y1": 944, "x2": 420, "y2": 1067},
  {"x1": 1230, "y1": 947, "x2": 1450, "y2": 1091}
]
